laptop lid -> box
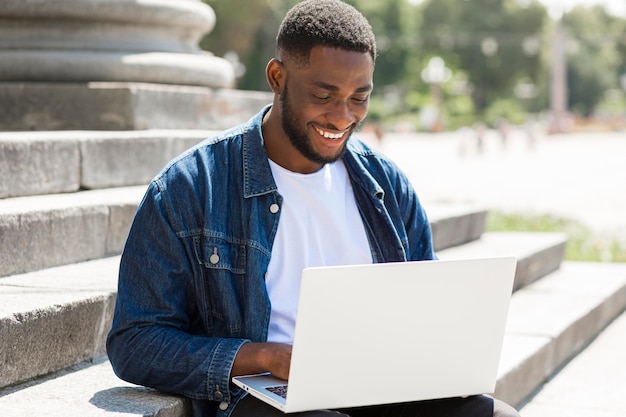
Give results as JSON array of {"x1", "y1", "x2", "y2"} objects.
[{"x1": 233, "y1": 257, "x2": 517, "y2": 413}]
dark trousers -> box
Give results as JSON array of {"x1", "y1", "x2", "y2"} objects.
[{"x1": 232, "y1": 394, "x2": 521, "y2": 417}]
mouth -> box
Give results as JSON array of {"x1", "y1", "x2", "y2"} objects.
[{"x1": 314, "y1": 125, "x2": 349, "y2": 141}]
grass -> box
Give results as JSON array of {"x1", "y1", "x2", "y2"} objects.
[{"x1": 486, "y1": 211, "x2": 626, "y2": 263}]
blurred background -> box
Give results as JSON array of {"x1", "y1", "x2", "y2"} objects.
[{"x1": 203, "y1": 0, "x2": 626, "y2": 134}]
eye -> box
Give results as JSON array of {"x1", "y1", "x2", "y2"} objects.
[
  {"x1": 312, "y1": 93, "x2": 331, "y2": 102},
  {"x1": 352, "y1": 95, "x2": 369, "y2": 104}
]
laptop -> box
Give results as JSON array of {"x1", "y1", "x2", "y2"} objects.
[{"x1": 232, "y1": 257, "x2": 517, "y2": 413}]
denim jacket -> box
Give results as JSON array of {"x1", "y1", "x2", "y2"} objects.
[{"x1": 106, "y1": 106, "x2": 435, "y2": 417}]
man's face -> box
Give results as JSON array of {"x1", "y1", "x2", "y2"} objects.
[{"x1": 274, "y1": 46, "x2": 374, "y2": 172}]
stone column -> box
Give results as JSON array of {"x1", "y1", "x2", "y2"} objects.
[{"x1": 0, "y1": 0, "x2": 271, "y2": 130}]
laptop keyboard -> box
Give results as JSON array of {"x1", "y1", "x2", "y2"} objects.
[{"x1": 266, "y1": 384, "x2": 288, "y2": 399}]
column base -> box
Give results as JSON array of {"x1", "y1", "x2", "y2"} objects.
[{"x1": 2, "y1": 82, "x2": 272, "y2": 131}]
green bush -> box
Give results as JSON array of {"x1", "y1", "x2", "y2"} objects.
[{"x1": 486, "y1": 211, "x2": 626, "y2": 263}]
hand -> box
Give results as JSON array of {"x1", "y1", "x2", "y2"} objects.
[{"x1": 231, "y1": 342, "x2": 292, "y2": 381}]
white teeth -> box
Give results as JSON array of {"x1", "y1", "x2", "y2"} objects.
[{"x1": 315, "y1": 127, "x2": 344, "y2": 139}]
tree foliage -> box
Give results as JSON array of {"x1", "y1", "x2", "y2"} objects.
[
  {"x1": 563, "y1": 5, "x2": 626, "y2": 115},
  {"x1": 417, "y1": 0, "x2": 547, "y2": 112},
  {"x1": 200, "y1": 0, "x2": 626, "y2": 124},
  {"x1": 201, "y1": 0, "x2": 298, "y2": 90}
]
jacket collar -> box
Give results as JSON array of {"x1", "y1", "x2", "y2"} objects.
[
  {"x1": 242, "y1": 105, "x2": 277, "y2": 198},
  {"x1": 343, "y1": 139, "x2": 385, "y2": 201}
]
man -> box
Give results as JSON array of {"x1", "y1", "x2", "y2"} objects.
[{"x1": 107, "y1": 1, "x2": 521, "y2": 416}]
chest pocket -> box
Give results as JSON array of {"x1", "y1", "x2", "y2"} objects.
[
  {"x1": 194, "y1": 236, "x2": 246, "y2": 274},
  {"x1": 193, "y1": 235, "x2": 248, "y2": 337}
]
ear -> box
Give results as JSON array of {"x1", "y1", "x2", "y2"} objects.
[{"x1": 266, "y1": 58, "x2": 285, "y2": 94}]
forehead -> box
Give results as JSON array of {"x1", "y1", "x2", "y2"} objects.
[{"x1": 287, "y1": 46, "x2": 374, "y2": 89}]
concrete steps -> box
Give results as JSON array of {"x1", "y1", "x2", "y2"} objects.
[
  {"x1": 496, "y1": 261, "x2": 626, "y2": 408},
  {"x1": 0, "y1": 130, "x2": 213, "y2": 198},
  {"x1": 0, "y1": 190, "x2": 489, "y2": 279},
  {"x1": 0, "y1": 357, "x2": 190, "y2": 417},
  {"x1": 519, "y1": 301, "x2": 626, "y2": 417},
  {"x1": 438, "y1": 231, "x2": 567, "y2": 290},
  {"x1": 0, "y1": 187, "x2": 145, "y2": 277},
  {"x1": 0, "y1": 257, "x2": 119, "y2": 389},
  {"x1": 0, "y1": 206, "x2": 532, "y2": 387},
  {"x1": 2, "y1": 260, "x2": 624, "y2": 416},
  {"x1": 1, "y1": 130, "x2": 625, "y2": 416},
  {"x1": 427, "y1": 203, "x2": 487, "y2": 251}
]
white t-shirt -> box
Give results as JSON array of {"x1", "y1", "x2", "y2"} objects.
[{"x1": 265, "y1": 159, "x2": 372, "y2": 343}]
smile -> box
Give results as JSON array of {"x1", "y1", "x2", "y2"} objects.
[{"x1": 314, "y1": 126, "x2": 347, "y2": 140}]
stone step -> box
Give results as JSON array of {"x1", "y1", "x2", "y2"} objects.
[
  {"x1": 2, "y1": 261, "x2": 624, "y2": 416},
  {"x1": 0, "y1": 357, "x2": 189, "y2": 417},
  {"x1": 495, "y1": 261, "x2": 626, "y2": 408},
  {"x1": 0, "y1": 229, "x2": 565, "y2": 390},
  {"x1": 0, "y1": 130, "x2": 213, "y2": 198},
  {"x1": 0, "y1": 186, "x2": 146, "y2": 278},
  {"x1": 519, "y1": 307, "x2": 626, "y2": 417},
  {"x1": 0, "y1": 187, "x2": 489, "y2": 278},
  {"x1": 427, "y1": 203, "x2": 487, "y2": 251},
  {"x1": 438, "y1": 231, "x2": 567, "y2": 291},
  {"x1": 0, "y1": 257, "x2": 119, "y2": 389}
]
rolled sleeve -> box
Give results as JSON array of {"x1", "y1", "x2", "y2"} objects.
[{"x1": 208, "y1": 339, "x2": 249, "y2": 402}]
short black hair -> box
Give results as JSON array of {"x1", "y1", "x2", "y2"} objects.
[{"x1": 276, "y1": 0, "x2": 377, "y2": 66}]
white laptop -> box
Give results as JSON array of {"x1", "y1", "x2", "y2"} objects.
[{"x1": 232, "y1": 257, "x2": 517, "y2": 413}]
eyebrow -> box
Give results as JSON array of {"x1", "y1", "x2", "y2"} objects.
[{"x1": 311, "y1": 81, "x2": 373, "y2": 94}]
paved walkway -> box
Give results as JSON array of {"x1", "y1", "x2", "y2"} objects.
[{"x1": 365, "y1": 128, "x2": 626, "y2": 241}]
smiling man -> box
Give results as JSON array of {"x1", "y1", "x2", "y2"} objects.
[{"x1": 106, "y1": 1, "x2": 520, "y2": 417}]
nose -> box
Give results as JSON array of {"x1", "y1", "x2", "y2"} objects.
[{"x1": 326, "y1": 99, "x2": 356, "y2": 130}]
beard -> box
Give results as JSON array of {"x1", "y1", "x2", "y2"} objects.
[{"x1": 280, "y1": 82, "x2": 355, "y2": 166}]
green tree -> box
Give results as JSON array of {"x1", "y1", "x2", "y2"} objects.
[
  {"x1": 202, "y1": 0, "x2": 297, "y2": 91},
  {"x1": 201, "y1": 0, "x2": 268, "y2": 60},
  {"x1": 416, "y1": 0, "x2": 547, "y2": 113},
  {"x1": 351, "y1": 0, "x2": 421, "y2": 89},
  {"x1": 563, "y1": 6, "x2": 625, "y2": 115}
]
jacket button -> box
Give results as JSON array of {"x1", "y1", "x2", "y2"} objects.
[
  {"x1": 215, "y1": 390, "x2": 224, "y2": 400},
  {"x1": 269, "y1": 203, "x2": 280, "y2": 214},
  {"x1": 210, "y1": 247, "x2": 219, "y2": 264},
  {"x1": 219, "y1": 401, "x2": 229, "y2": 410}
]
